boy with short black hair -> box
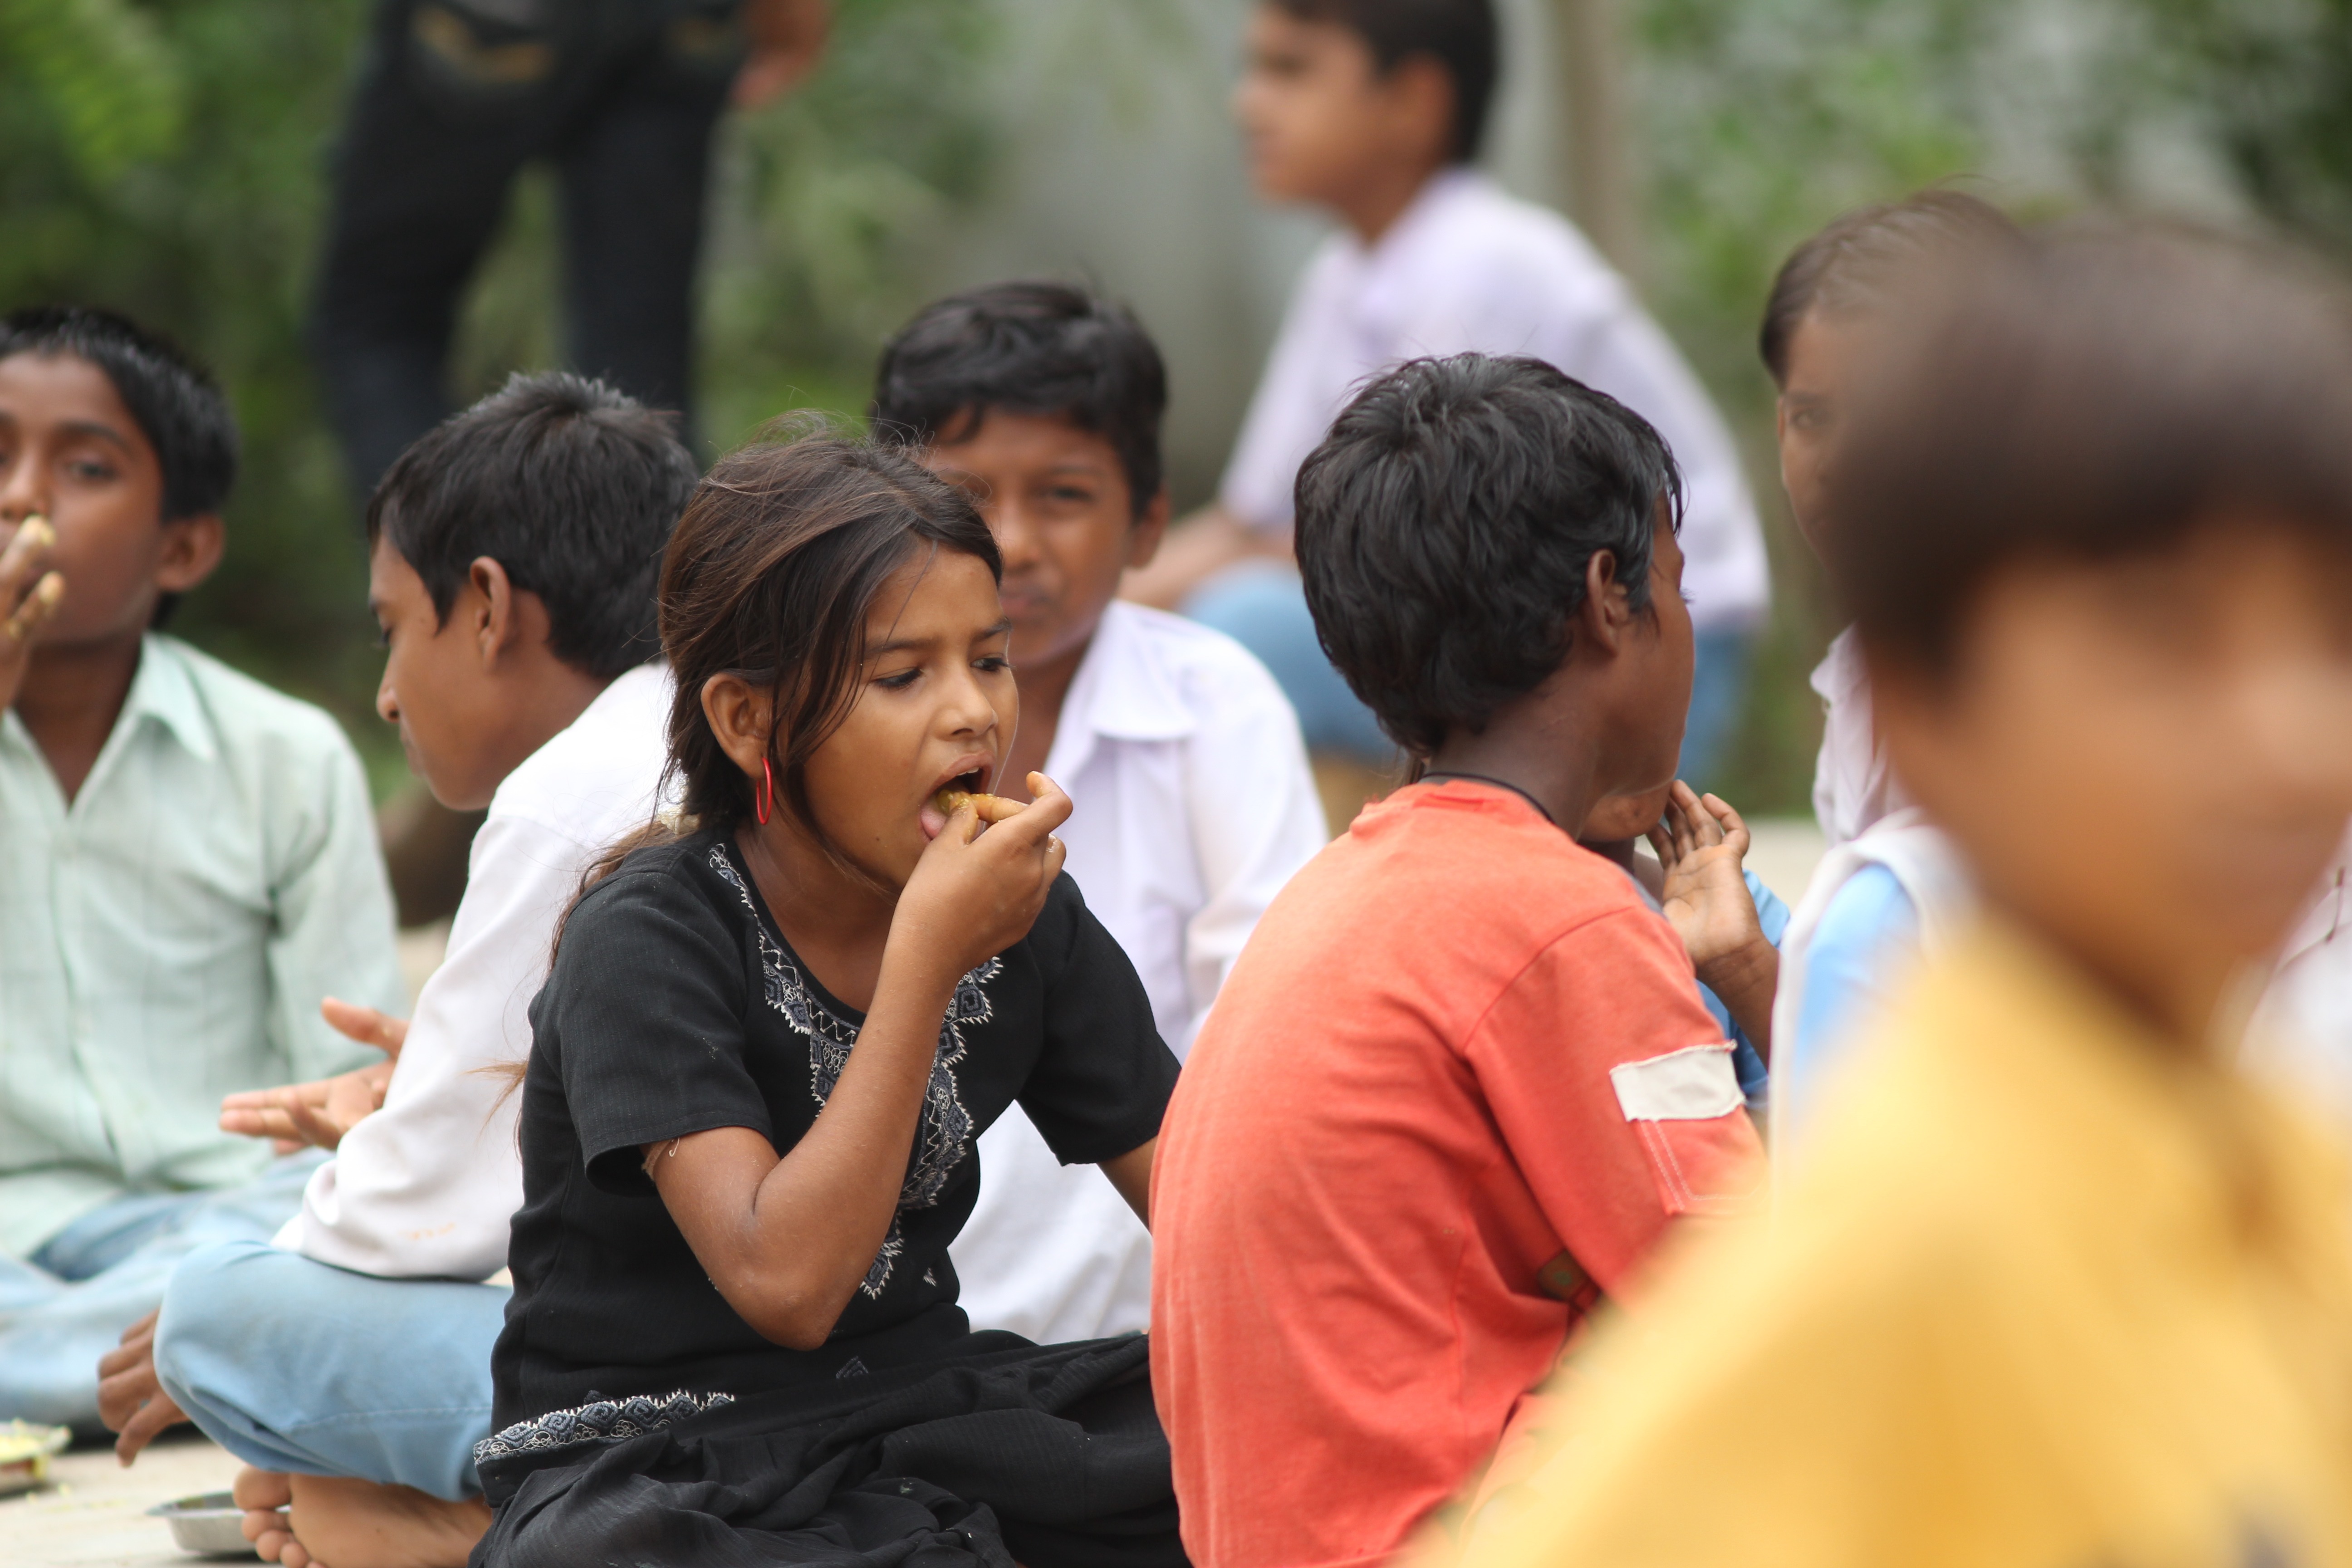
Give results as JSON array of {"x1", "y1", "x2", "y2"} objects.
[
  {"x1": 114, "y1": 372, "x2": 693, "y2": 1568},
  {"x1": 873, "y1": 279, "x2": 1326, "y2": 1343},
  {"x1": 1150, "y1": 352, "x2": 1769, "y2": 1568},
  {"x1": 0, "y1": 305, "x2": 401, "y2": 1432},
  {"x1": 1130, "y1": 0, "x2": 1768, "y2": 779},
  {"x1": 1451, "y1": 228, "x2": 2352, "y2": 1567}
]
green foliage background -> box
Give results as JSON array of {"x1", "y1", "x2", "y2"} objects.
[
  {"x1": 0, "y1": 0, "x2": 991, "y2": 793},
  {"x1": 5, "y1": 0, "x2": 2351, "y2": 810}
]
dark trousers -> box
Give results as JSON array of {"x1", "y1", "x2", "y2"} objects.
[{"x1": 312, "y1": 0, "x2": 738, "y2": 495}]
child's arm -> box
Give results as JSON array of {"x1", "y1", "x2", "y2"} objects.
[
  {"x1": 1649, "y1": 783, "x2": 1780, "y2": 1058},
  {"x1": 1099, "y1": 1137, "x2": 1156, "y2": 1227},
  {"x1": 647, "y1": 779, "x2": 1073, "y2": 1352}
]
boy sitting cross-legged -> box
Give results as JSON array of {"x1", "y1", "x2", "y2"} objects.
[
  {"x1": 1150, "y1": 353, "x2": 1769, "y2": 1568},
  {"x1": 1448, "y1": 226, "x2": 2352, "y2": 1567},
  {"x1": 871, "y1": 281, "x2": 1328, "y2": 1343},
  {"x1": 0, "y1": 306, "x2": 401, "y2": 1433},
  {"x1": 106, "y1": 373, "x2": 694, "y2": 1568}
]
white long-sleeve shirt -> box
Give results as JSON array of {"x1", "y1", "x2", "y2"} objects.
[
  {"x1": 1221, "y1": 169, "x2": 1771, "y2": 633},
  {"x1": 275, "y1": 664, "x2": 671, "y2": 1280},
  {"x1": 948, "y1": 603, "x2": 1328, "y2": 1342}
]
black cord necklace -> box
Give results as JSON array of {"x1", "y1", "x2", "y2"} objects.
[{"x1": 1416, "y1": 770, "x2": 1557, "y2": 826}]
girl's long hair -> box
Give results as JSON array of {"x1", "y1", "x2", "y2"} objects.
[{"x1": 551, "y1": 426, "x2": 1001, "y2": 963}]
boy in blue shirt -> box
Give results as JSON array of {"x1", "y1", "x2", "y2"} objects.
[{"x1": 0, "y1": 307, "x2": 401, "y2": 1431}]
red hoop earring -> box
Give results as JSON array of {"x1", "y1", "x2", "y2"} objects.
[{"x1": 757, "y1": 757, "x2": 775, "y2": 826}]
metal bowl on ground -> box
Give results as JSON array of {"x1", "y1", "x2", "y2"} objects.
[{"x1": 146, "y1": 1492, "x2": 261, "y2": 1558}]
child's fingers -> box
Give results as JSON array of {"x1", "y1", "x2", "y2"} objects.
[
  {"x1": 1671, "y1": 781, "x2": 1725, "y2": 848},
  {"x1": 990, "y1": 773, "x2": 1073, "y2": 850},
  {"x1": 1662, "y1": 791, "x2": 1698, "y2": 858},
  {"x1": 1699, "y1": 791, "x2": 1750, "y2": 853},
  {"x1": 1644, "y1": 821, "x2": 1677, "y2": 868},
  {"x1": 0, "y1": 515, "x2": 53, "y2": 588},
  {"x1": 3, "y1": 571, "x2": 64, "y2": 646}
]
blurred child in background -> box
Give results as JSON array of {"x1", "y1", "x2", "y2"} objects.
[
  {"x1": 1151, "y1": 354, "x2": 1767, "y2": 1568},
  {"x1": 1126, "y1": 0, "x2": 1768, "y2": 783},
  {"x1": 0, "y1": 307, "x2": 400, "y2": 1434},
  {"x1": 1447, "y1": 225, "x2": 2352, "y2": 1568},
  {"x1": 1754, "y1": 191, "x2": 2022, "y2": 1146},
  {"x1": 872, "y1": 281, "x2": 1324, "y2": 1343}
]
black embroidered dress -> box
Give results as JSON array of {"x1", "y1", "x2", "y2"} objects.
[{"x1": 472, "y1": 832, "x2": 1183, "y2": 1568}]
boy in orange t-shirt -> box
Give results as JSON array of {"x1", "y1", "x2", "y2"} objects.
[{"x1": 1149, "y1": 353, "x2": 1770, "y2": 1568}]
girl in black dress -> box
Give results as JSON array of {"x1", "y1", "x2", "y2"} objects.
[{"x1": 472, "y1": 435, "x2": 1183, "y2": 1568}]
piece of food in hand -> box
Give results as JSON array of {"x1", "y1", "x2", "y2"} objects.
[{"x1": 934, "y1": 785, "x2": 1021, "y2": 822}]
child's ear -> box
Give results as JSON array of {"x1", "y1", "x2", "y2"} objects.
[
  {"x1": 1125, "y1": 484, "x2": 1174, "y2": 571},
  {"x1": 468, "y1": 556, "x2": 524, "y2": 666},
  {"x1": 700, "y1": 672, "x2": 775, "y2": 781},
  {"x1": 154, "y1": 514, "x2": 225, "y2": 596},
  {"x1": 1579, "y1": 549, "x2": 1632, "y2": 655}
]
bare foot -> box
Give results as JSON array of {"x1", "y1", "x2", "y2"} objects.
[
  {"x1": 228, "y1": 1465, "x2": 490, "y2": 1568},
  {"x1": 232, "y1": 1467, "x2": 300, "y2": 1564}
]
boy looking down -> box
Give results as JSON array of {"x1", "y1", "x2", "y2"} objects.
[
  {"x1": 0, "y1": 306, "x2": 400, "y2": 1431},
  {"x1": 873, "y1": 280, "x2": 1326, "y2": 1343},
  {"x1": 1452, "y1": 228, "x2": 2352, "y2": 1567},
  {"x1": 106, "y1": 374, "x2": 691, "y2": 1568},
  {"x1": 1129, "y1": 0, "x2": 1767, "y2": 779},
  {"x1": 1150, "y1": 353, "x2": 1768, "y2": 1568}
]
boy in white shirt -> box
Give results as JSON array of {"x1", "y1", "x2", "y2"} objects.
[
  {"x1": 1128, "y1": 0, "x2": 1768, "y2": 779},
  {"x1": 101, "y1": 373, "x2": 693, "y2": 1568},
  {"x1": 872, "y1": 280, "x2": 1328, "y2": 1341}
]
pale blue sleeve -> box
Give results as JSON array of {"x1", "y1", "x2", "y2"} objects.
[
  {"x1": 1706, "y1": 872, "x2": 1789, "y2": 1108},
  {"x1": 1783, "y1": 864, "x2": 1918, "y2": 1141}
]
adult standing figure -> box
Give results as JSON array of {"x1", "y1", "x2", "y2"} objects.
[
  {"x1": 313, "y1": 0, "x2": 830, "y2": 493},
  {"x1": 313, "y1": 0, "x2": 827, "y2": 925}
]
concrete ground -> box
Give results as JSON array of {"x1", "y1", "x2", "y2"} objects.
[
  {"x1": 14, "y1": 816, "x2": 1826, "y2": 1567},
  {"x1": 12, "y1": 1434, "x2": 249, "y2": 1566}
]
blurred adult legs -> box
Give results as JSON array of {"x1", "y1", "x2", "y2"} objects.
[{"x1": 310, "y1": 0, "x2": 734, "y2": 500}]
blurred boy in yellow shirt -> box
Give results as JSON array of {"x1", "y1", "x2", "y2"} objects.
[{"x1": 1442, "y1": 228, "x2": 2352, "y2": 1568}]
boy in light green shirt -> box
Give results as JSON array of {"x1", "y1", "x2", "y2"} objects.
[{"x1": 0, "y1": 306, "x2": 400, "y2": 1431}]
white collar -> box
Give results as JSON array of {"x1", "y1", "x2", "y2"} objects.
[{"x1": 1044, "y1": 603, "x2": 1196, "y2": 781}]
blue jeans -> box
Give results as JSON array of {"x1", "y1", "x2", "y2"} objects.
[
  {"x1": 1183, "y1": 562, "x2": 1396, "y2": 764},
  {"x1": 1679, "y1": 627, "x2": 1757, "y2": 791},
  {"x1": 156, "y1": 1240, "x2": 508, "y2": 1502},
  {"x1": 0, "y1": 1153, "x2": 322, "y2": 1432},
  {"x1": 1184, "y1": 562, "x2": 1758, "y2": 784}
]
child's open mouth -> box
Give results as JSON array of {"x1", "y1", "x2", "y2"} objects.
[{"x1": 918, "y1": 768, "x2": 988, "y2": 841}]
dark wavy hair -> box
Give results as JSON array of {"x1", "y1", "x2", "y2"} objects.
[
  {"x1": 1, "y1": 304, "x2": 239, "y2": 627},
  {"x1": 1273, "y1": 0, "x2": 1499, "y2": 162},
  {"x1": 657, "y1": 430, "x2": 1001, "y2": 839},
  {"x1": 871, "y1": 280, "x2": 1166, "y2": 519},
  {"x1": 367, "y1": 372, "x2": 698, "y2": 679},
  {"x1": 539, "y1": 429, "x2": 1001, "y2": 977},
  {"x1": 1294, "y1": 353, "x2": 1681, "y2": 758}
]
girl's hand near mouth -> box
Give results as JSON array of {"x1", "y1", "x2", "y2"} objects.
[{"x1": 895, "y1": 772, "x2": 1071, "y2": 982}]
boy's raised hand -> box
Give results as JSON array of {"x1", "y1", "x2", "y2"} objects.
[
  {"x1": 1647, "y1": 782, "x2": 1779, "y2": 1055},
  {"x1": 1648, "y1": 782, "x2": 1761, "y2": 969},
  {"x1": 0, "y1": 516, "x2": 66, "y2": 710},
  {"x1": 219, "y1": 1000, "x2": 407, "y2": 1152},
  {"x1": 894, "y1": 771, "x2": 1071, "y2": 983}
]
